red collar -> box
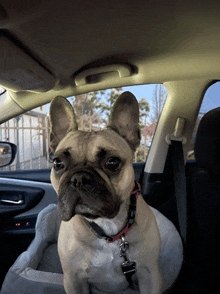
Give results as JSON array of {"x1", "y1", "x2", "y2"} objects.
[{"x1": 85, "y1": 181, "x2": 140, "y2": 243}]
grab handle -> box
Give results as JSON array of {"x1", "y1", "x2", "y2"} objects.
[{"x1": 75, "y1": 64, "x2": 132, "y2": 86}]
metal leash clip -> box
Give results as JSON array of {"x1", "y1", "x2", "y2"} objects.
[{"x1": 120, "y1": 235, "x2": 136, "y2": 275}]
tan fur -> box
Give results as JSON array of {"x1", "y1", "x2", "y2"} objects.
[{"x1": 49, "y1": 92, "x2": 164, "y2": 293}]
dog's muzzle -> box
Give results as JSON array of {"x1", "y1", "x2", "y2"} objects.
[{"x1": 58, "y1": 169, "x2": 122, "y2": 221}]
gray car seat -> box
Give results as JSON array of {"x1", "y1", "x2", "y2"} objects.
[{"x1": 1, "y1": 203, "x2": 183, "y2": 293}]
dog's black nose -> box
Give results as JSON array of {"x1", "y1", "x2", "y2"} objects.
[{"x1": 71, "y1": 172, "x2": 93, "y2": 189}]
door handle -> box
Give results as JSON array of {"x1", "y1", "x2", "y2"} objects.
[{"x1": 0, "y1": 199, "x2": 24, "y2": 205}]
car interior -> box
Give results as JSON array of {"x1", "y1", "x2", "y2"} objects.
[{"x1": 1, "y1": 0, "x2": 220, "y2": 293}]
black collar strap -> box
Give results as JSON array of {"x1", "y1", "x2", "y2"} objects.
[{"x1": 84, "y1": 181, "x2": 140, "y2": 243}]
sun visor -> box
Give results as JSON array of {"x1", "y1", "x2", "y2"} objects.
[{"x1": 0, "y1": 35, "x2": 55, "y2": 92}]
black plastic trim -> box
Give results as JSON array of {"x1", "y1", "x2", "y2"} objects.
[{"x1": 0, "y1": 169, "x2": 52, "y2": 183}]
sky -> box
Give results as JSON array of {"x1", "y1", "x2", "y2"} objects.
[
  {"x1": 45, "y1": 82, "x2": 220, "y2": 121},
  {"x1": 199, "y1": 81, "x2": 220, "y2": 113}
]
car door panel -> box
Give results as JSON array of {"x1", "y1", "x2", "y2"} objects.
[
  {"x1": 0, "y1": 185, "x2": 44, "y2": 218},
  {"x1": 0, "y1": 177, "x2": 58, "y2": 287},
  {"x1": 0, "y1": 177, "x2": 58, "y2": 220}
]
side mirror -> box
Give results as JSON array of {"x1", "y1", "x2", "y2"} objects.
[{"x1": 0, "y1": 142, "x2": 17, "y2": 167}]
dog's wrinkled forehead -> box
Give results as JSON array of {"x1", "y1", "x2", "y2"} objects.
[{"x1": 55, "y1": 128, "x2": 133, "y2": 164}]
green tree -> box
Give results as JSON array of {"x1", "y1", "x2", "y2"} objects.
[
  {"x1": 71, "y1": 92, "x2": 102, "y2": 130},
  {"x1": 95, "y1": 88, "x2": 123, "y2": 125},
  {"x1": 139, "y1": 98, "x2": 150, "y2": 127},
  {"x1": 71, "y1": 88, "x2": 123, "y2": 130}
]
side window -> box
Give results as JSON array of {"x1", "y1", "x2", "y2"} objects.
[
  {"x1": 0, "y1": 107, "x2": 50, "y2": 171},
  {"x1": 187, "y1": 82, "x2": 220, "y2": 160},
  {"x1": 0, "y1": 84, "x2": 167, "y2": 171}
]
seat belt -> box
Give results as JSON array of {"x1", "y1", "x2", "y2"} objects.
[{"x1": 171, "y1": 140, "x2": 187, "y2": 244}]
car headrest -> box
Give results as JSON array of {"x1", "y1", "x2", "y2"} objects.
[{"x1": 194, "y1": 107, "x2": 220, "y2": 169}]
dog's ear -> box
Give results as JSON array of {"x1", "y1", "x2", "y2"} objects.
[
  {"x1": 108, "y1": 91, "x2": 140, "y2": 151},
  {"x1": 49, "y1": 96, "x2": 78, "y2": 152}
]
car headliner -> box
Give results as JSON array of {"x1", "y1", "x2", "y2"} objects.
[{"x1": 0, "y1": 0, "x2": 220, "y2": 117}]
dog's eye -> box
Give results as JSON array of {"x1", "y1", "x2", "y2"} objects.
[
  {"x1": 104, "y1": 157, "x2": 121, "y2": 172},
  {"x1": 53, "y1": 158, "x2": 64, "y2": 171}
]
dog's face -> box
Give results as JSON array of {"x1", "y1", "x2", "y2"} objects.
[{"x1": 49, "y1": 92, "x2": 140, "y2": 221}]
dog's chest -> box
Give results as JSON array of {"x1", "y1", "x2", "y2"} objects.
[{"x1": 87, "y1": 239, "x2": 138, "y2": 293}]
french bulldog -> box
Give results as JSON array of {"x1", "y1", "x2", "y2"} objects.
[{"x1": 49, "y1": 92, "x2": 167, "y2": 294}]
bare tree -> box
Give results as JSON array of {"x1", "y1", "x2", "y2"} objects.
[
  {"x1": 151, "y1": 84, "x2": 167, "y2": 122},
  {"x1": 139, "y1": 98, "x2": 150, "y2": 161}
]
